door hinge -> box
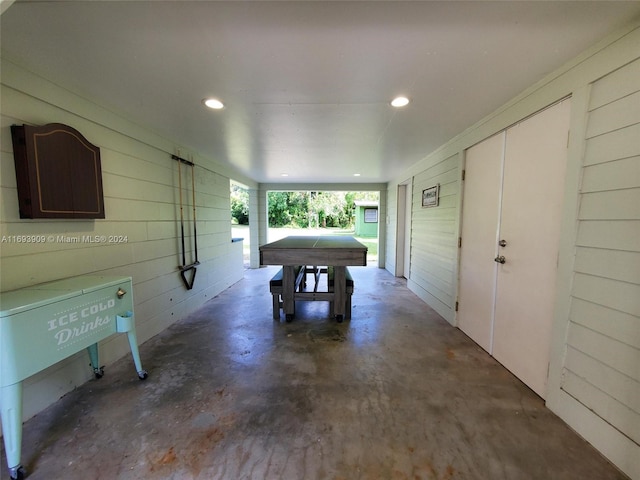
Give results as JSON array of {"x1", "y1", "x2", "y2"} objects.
[
  {"x1": 455, "y1": 301, "x2": 459, "y2": 312},
  {"x1": 458, "y1": 237, "x2": 462, "y2": 248},
  {"x1": 461, "y1": 169, "x2": 466, "y2": 181}
]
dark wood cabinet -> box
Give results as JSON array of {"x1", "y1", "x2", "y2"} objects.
[{"x1": 11, "y1": 123, "x2": 105, "y2": 219}]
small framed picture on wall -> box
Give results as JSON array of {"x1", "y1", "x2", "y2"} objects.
[{"x1": 422, "y1": 184, "x2": 439, "y2": 208}]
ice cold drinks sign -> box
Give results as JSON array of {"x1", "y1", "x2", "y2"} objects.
[{"x1": 48, "y1": 297, "x2": 115, "y2": 347}]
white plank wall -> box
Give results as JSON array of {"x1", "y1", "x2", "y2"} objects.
[
  {"x1": 0, "y1": 61, "x2": 246, "y2": 423},
  {"x1": 385, "y1": 24, "x2": 640, "y2": 477},
  {"x1": 562, "y1": 58, "x2": 640, "y2": 446},
  {"x1": 407, "y1": 153, "x2": 459, "y2": 322}
]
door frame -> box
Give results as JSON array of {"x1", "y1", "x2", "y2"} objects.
[
  {"x1": 395, "y1": 180, "x2": 412, "y2": 278},
  {"x1": 455, "y1": 98, "x2": 571, "y2": 398}
]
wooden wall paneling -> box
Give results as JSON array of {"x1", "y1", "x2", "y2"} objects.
[
  {"x1": 567, "y1": 322, "x2": 640, "y2": 381},
  {"x1": 565, "y1": 346, "x2": 640, "y2": 412},
  {"x1": 408, "y1": 153, "x2": 460, "y2": 322},
  {"x1": 569, "y1": 297, "x2": 639, "y2": 346},
  {"x1": 583, "y1": 122, "x2": 640, "y2": 166},
  {"x1": 579, "y1": 189, "x2": 640, "y2": 220},
  {"x1": 565, "y1": 58, "x2": 640, "y2": 450},
  {"x1": 576, "y1": 220, "x2": 640, "y2": 251},
  {"x1": 574, "y1": 246, "x2": 640, "y2": 284},
  {"x1": 1, "y1": 61, "x2": 245, "y2": 426},
  {"x1": 585, "y1": 90, "x2": 640, "y2": 137},
  {"x1": 561, "y1": 369, "x2": 640, "y2": 444},
  {"x1": 581, "y1": 156, "x2": 640, "y2": 192},
  {"x1": 571, "y1": 273, "x2": 639, "y2": 319},
  {"x1": 587, "y1": 57, "x2": 640, "y2": 110}
]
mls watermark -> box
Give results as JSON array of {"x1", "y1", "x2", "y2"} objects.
[{"x1": 1, "y1": 235, "x2": 129, "y2": 244}]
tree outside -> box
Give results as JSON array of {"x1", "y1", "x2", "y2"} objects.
[
  {"x1": 231, "y1": 189, "x2": 379, "y2": 229},
  {"x1": 230, "y1": 184, "x2": 249, "y2": 225},
  {"x1": 230, "y1": 187, "x2": 379, "y2": 265}
]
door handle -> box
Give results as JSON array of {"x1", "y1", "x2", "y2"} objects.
[{"x1": 494, "y1": 255, "x2": 506, "y2": 264}]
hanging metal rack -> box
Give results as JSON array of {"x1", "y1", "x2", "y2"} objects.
[{"x1": 172, "y1": 153, "x2": 199, "y2": 290}]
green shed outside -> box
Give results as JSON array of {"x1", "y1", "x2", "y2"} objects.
[{"x1": 354, "y1": 201, "x2": 379, "y2": 238}]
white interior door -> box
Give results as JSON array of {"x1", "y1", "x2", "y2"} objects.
[
  {"x1": 403, "y1": 182, "x2": 412, "y2": 278},
  {"x1": 457, "y1": 99, "x2": 570, "y2": 398},
  {"x1": 457, "y1": 132, "x2": 505, "y2": 352},
  {"x1": 395, "y1": 184, "x2": 407, "y2": 277},
  {"x1": 492, "y1": 99, "x2": 571, "y2": 398},
  {"x1": 395, "y1": 181, "x2": 412, "y2": 278}
]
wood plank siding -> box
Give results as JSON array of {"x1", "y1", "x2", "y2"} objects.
[
  {"x1": 408, "y1": 153, "x2": 459, "y2": 321},
  {"x1": 562, "y1": 57, "x2": 640, "y2": 446},
  {"x1": 387, "y1": 25, "x2": 640, "y2": 477},
  {"x1": 1, "y1": 60, "x2": 247, "y2": 422}
]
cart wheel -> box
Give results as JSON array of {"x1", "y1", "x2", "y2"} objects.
[
  {"x1": 9, "y1": 465, "x2": 25, "y2": 480},
  {"x1": 336, "y1": 314, "x2": 344, "y2": 323},
  {"x1": 138, "y1": 370, "x2": 149, "y2": 380},
  {"x1": 94, "y1": 366, "x2": 105, "y2": 379},
  {"x1": 285, "y1": 314, "x2": 294, "y2": 323}
]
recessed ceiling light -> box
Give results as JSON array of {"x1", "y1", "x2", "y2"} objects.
[
  {"x1": 203, "y1": 98, "x2": 224, "y2": 109},
  {"x1": 353, "y1": 173, "x2": 361, "y2": 177},
  {"x1": 281, "y1": 173, "x2": 289, "y2": 177},
  {"x1": 391, "y1": 96, "x2": 410, "y2": 108}
]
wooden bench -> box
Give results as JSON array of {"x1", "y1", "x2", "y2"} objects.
[
  {"x1": 270, "y1": 266, "x2": 305, "y2": 319},
  {"x1": 270, "y1": 266, "x2": 353, "y2": 321},
  {"x1": 328, "y1": 266, "x2": 354, "y2": 320}
]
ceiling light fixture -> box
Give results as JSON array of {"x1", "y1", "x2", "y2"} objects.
[
  {"x1": 203, "y1": 98, "x2": 224, "y2": 109},
  {"x1": 391, "y1": 96, "x2": 410, "y2": 108},
  {"x1": 354, "y1": 173, "x2": 361, "y2": 177}
]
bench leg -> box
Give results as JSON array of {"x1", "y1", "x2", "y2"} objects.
[{"x1": 272, "y1": 293, "x2": 280, "y2": 319}]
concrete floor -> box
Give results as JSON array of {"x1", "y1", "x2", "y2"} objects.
[{"x1": 2, "y1": 266, "x2": 627, "y2": 480}]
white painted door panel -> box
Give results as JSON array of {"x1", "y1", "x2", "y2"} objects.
[
  {"x1": 457, "y1": 99, "x2": 570, "y2": 399},
  {"x1": 493, "y1": 99, "x2": 571, "y2": 398},
  {"x1": 457, "y1": 133, "x2": 504, "y2": 352},
  {"x1": 404, "y1": 182, "x2": 412, "y2": 278}
]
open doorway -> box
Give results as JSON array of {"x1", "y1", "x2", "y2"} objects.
[
  {"x1": 266, "y1": 190, "x2": 379, "y2": 266},
  {"x1": 231, "y1": 182, "x2": 250, "y2": 266},
  {"x1": 396, "y1": 181, "x2": 412, "y2": 278}
]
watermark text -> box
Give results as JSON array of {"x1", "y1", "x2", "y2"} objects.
[{"x1": 1, "y1": 235, "x2": 129, "y2": 244}]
